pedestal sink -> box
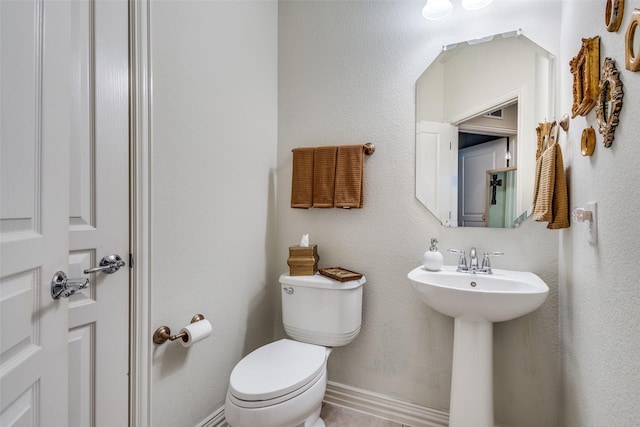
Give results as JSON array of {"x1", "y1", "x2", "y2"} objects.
[{"x1": 408, "y1": 265, "x2": 549, "y2": 427}]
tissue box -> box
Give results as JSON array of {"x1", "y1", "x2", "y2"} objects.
[{"x1": 287, "y1": 245, "x2": 319, "y2": 276}]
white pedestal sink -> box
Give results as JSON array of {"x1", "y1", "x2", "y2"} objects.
[{"x1": 408, "y1": 265, "x2": 549, "y2": 427}]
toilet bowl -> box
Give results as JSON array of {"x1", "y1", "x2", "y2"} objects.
[
  {"x1": 224, "y1": 273, "x2": 365, "y2": 427},
  {"x1": 225, "y1": 339, "x2": 331, "y2": 427}
]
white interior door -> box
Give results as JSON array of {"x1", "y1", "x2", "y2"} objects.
[
  {"x1": 416, "y1": 121, "x2": 459, "y2": 227},
  {"x1": 1, "y1": 1, "x2": 72, "y2": 424},
  {"x1": 1, "y1": 0, "x2": 130, "y2": 425},
  {"x1": 67, "y1": 0, "x2": 129, "y2": 426},
  {"x1": 458, "y1": 138, "x2": 504, "y2": 227}
]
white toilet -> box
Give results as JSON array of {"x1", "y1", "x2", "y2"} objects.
[{"x1": 224, "y1": 272, "x2": 366, "y2": 427}]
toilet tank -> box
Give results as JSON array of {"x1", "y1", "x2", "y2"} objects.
[{"x1": 279, "y1": 273, "x2": 365, "y2": 347}]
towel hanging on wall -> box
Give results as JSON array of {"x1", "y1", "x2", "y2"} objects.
[
  {"x1": 334, "y1": 144, "x2": 364, "y2": 208},
  {"x1": 290, "y1": 147, "x2": 314, "y2": 209},
  {"x1": 532, "y1": 121, "x2": 569, "y2": 229},
  {"x1": 312, "y1": 146, "x2": 338, "y2": 208},
  {"x1": 290, "y1": 143, "x2": 372, "y2": 209}
]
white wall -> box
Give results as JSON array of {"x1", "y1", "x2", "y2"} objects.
[
  {"x1": 278, "y1": 1, "x2": 561, "y2": 426},
  {"x1": 559, "y1": 1, "x2": 640, "y2": 425},
  {"x1": 149, "y1": 1, "x2": 278, "y2": 426}
]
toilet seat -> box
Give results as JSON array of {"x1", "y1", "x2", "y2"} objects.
[{"x1": 228, "y1": 339, "x2": 327, "y2": 407}]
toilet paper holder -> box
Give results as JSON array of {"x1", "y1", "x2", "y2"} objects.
[{"x1": 153, "y1": 314, "x2": 205, "y2": 344}]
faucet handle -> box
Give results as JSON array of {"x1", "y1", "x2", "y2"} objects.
[
  {"x1": 481, "y1": 251, "x2": 504, "y2": 272},
  {"x1": 447, "y1": 249, "x2": 467, "y2": 271}
]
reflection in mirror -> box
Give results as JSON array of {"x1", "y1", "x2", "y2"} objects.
[
  {"x1": 457, "y1": 103, "x2": 517, "y2": 227},
  {"x1": 415, "y1": 31, "x2": 555, "y2": 227},
  {"x1": 486, "y1": 167, "x2": 517, "y2": 228},
  {"x1": 602, "y1": 81, "x2": 611, "y2": 122},
  {"x1": 636, "y1": 19, "x2": 640, "y2": 55}
]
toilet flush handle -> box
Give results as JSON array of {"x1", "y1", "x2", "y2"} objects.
[{"x1": 283, "y1": 286, "x2": 294, "y2": 294}]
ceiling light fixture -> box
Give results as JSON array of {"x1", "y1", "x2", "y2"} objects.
[
  {"x1": 423, "y1": 0, "x2": 494, "y2": 20},
  {"x1": 422, "y1": 0, "x2": 453, "y2": 20},
  {"x1": 462, "y1": 0, "x2": 494, "y2": 10}
]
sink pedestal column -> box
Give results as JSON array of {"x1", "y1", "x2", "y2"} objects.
[{"x1": 449, "y1": 318, "x2": 493, "y2": 427}]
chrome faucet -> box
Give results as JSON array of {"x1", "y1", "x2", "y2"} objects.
[
  {"x1": 448, "y1": 248, "x2": 504, "y2": 274},
  {"x1": 469, "y1": 247, "x2": 479, "y2": 271}
]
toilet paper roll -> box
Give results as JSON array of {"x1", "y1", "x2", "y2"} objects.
[{"x1": 179, "y1": 319, "x2": 212, "y2": 347}]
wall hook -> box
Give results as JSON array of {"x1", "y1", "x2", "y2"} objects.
[{"x1": 559, "y1": 114, "x2": 570, "y2": 132}]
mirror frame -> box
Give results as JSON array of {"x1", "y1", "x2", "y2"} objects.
[
  {"x1": 570, "y1": 36, "x2": 600, "y2": 118},
  {"x1": 605, "y1": 0, "x2": 624, "y2": 32},
  {"x1": 625, "y1": 9, "x2": 640, "y2": 71},
  {"x1": 596, "y1": 57, "x2": 624, "y2": 148},
  {"x1": 581, "y1": 127, "x2": 596, "y2": 156}
]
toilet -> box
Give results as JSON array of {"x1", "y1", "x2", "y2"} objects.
[{"x1": 224, "y1": 272, "x2": 366, "y2": 427}]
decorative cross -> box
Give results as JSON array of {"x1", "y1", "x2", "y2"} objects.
[{"x1": 489, "y1": 174, "x2": 503, "y2": 205}]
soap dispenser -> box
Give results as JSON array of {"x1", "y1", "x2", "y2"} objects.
[{"x1": 423, "y1": 238, "x2": 443, "y2": 271}]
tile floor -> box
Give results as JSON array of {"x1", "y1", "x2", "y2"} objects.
[{"x1": 320, "y1": 403, "x2": 409, "y2": 427}]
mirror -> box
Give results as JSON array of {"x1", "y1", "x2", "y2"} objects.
[
  {"x1": 595, "y1": 57, "x2": 623, "y2": 148},
  {"x1": 415, "y1": 31, "x2": 555, "y2": 227}
]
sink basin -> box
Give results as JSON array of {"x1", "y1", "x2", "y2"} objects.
[
  {"x1": 408, "y1": 264, "x2": 549, "y2": 427},
  {"x1": 408, "y1": 265, "x2": 549, "y2": 322}
]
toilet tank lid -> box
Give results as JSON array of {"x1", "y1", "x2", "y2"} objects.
[{"x1": 280, "y1": 273, "x2": 365, "y2": 290}]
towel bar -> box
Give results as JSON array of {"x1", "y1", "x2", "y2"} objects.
[{"x1": 291, "y1": 143, "x2": 375, "y2": 155}]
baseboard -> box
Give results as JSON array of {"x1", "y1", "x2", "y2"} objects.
[
  {"x1": 213, "y1": 382, "x2": 449, "y2": 427},
  {"x1": 323, "y1": 381, "x2": 449, "y2": 427},
  {"x1": 196, "y1": 406, "x2": 228, "y2": 427}
]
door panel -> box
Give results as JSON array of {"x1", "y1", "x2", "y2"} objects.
[
  {"x1": 1, "y1": 0, "x2": 72, "y2": 424},
  {"x1": 416, "y1": 121, "x2": 459, "y2": 227},
  {"x1": 458, "y1": 138, "x2": 504, "y2": 227},
  {"x1": 67, "y1": 0, "x2": 130, "y2": 426}
]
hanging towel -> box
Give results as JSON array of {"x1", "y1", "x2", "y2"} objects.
[
  {"x1": 334, "y1": 144, "x2": 364, "y2": 208},
  {"x1": 533, "y1": 120, "x2": 554, "y2": 214},
  {"x1": 546, "y1": 143, "x2": 569, "y2": 229},
  {"x1": 290, "y1": 147, "x2": 314, "y2": 209},
  {"x1": 312, "y1": 146, "x2": 338, "y2": 208},
  {"x1": 533, "y1": 143, "x2": 569, "y2": 229},
  {"x1": 536, "y1": 122, "x2": 549, "y2": 160}
]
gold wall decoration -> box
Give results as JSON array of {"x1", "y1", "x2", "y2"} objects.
[
  {"x1": 605, "y1": 0, "x2": 624, "y2": 31},
  {"x1": 595, "y1": 58, "x2": 623, "y2": 148},
  {"x1": 625, "y1": 9, "x2": 640, "y2": 71},
  {"x1": 581, "y1": 127, "x2": 595, "y2": 156},
  {"x1": 569, "y1": 36, "x2": 600, "y2": 118}
]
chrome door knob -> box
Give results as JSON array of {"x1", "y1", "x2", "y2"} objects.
[{"x1": 51, "y1": 271, "x2": 90, "y2": 299}]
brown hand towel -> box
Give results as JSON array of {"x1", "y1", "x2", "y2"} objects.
[
  {"x1": 312, "y1": 146, "x2": 338, "y2": 208},
  {"x1": 334, "y1": 144, "x2": 364, "y2": 208},
  {"x1": 535, "y1": 121, "x2": 553, "y2": 160},
  {"x1": 546, "y1": 143, "x2": 569, "y2": 229},
  {"x1": 291, "y1": 147, "x2": 314, "y2": 209},
  {"x1": 533, "y1": 143, "x2": 569, "y2": 229}
]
